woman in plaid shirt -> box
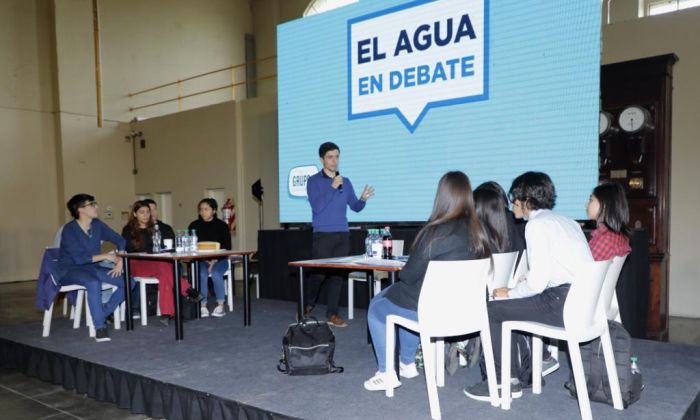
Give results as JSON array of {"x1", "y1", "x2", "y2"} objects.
[{"x1": 586, "y1": 182, "x2": 632, "y2": 260}]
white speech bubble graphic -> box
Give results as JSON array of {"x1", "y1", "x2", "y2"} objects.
[
  {"x1": 288, "y1": 165, "x2": 319, "y2": 197},
  {"x1": 348, "y1": 0, "x2": 488, "y2": 133}
]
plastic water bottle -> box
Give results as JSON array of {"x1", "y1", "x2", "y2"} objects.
[
  {"x1": 382, "y1": 226, "x2": 393, "y2": 259},
  {"x1": 630, "y1": 356, "x2": 640, "y2": 375},
  {"x1": 371, "y1": 229, "x2": 383, "y2": 258},
  {"x1": 365, "y1": 229, "x2": 372, "y2": 257},
  {"x1": 183, "y1": 230, "x2": 191, "y2": 252},
  {"x1": 175, "y1": 230, "x2": 185, "y2": 253},
  {"x1": 152, "y1": 224, "x2": 161, "y2": 253},
  {"x1": 190, "y1": 229, "x2": 198, "y2": 252}
]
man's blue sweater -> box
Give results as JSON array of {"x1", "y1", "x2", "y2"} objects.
[{"x1": 307, "y1": 170, "x2": 366, "y2": 232}]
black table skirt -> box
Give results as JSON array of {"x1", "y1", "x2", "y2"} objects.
[{"x1": 257, "y1": 228, "x2": 649, "y2": 338}]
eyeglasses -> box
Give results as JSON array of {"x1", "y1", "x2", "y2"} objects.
[{"x1": 80, "y1": 201, "x2": 98, "y2": 208}]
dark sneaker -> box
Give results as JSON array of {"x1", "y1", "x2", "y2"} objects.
[
  {"x1": 95, "y1": 328, "x2": 111, "y2": 342},
  {"x1": 463, "y1": 380, "x2": 522, "y2": 402},
  {"x1": 542, "y1": 356, "x2": 560, "y2": 377},
  {"x1": 159, "y1": 316, "x2": 171, "y2": 327},
  {"x1": 105, "y1": 314, "x2": 114, "y2": 326},
  {"x1": 327, "y1": 314, "x2": 348, "y2": 328}
]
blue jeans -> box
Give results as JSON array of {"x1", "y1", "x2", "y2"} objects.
[
  {"x1": 368, "y1": 287, "x2": 419, "y2": 372},
  {"x1": 198, "y1": 259, "x2": 228, "y2": 303},
  {"x1": 60, "y1": 266, "x2": 125, "y2": 329}
]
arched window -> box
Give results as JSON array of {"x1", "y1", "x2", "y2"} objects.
[{"x1": 303, "y1": 0, "x2": 359, "y2": 17}]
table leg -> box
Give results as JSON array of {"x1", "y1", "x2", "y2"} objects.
[
  {"x1": 173, "y1": 260, "x2": 183, "y2": 341},
  {"x1": 298, "y1": 266, "x2": 304, "y2": 321},
  {"x1": 193, "y1": 260, "x2": 201, "y2": 319},
  {"x1": 389, "y1": 271, "x2": 397, "y2": 285},
  {"x1": 367, "y1": 270, "x2": 374, "y2": 345},
  {"x1": 123, "y1": 257, "x2": 133, "y2": 331},
  {"x1": 243, "y1": 255, "x2": 250, "y2": 326}
]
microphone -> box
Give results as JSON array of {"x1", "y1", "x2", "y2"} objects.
[{"x1": 335, "y1": 171, "x2": 343, "y2": 192}]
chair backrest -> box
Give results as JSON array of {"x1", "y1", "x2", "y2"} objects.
[
  {"x1": 488, "y1": 251, "x2": 519, "y2": 294},
  {"x1": 508, "y1": 249, "x2": 528, "y2": 288},
  {"x1": 393, "y1": 240, "x2": 405, "y2": 257},
  {"x1": 600, "y1": 254, "x2": 628, "y2": 320},
  {"x1": 563, "y1": 259, "x2": 612, "y2": 341},
  {"x1": 417, "y1": 258, "x2": 493, "y2": 337}
]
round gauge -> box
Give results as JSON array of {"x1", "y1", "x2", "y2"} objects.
[
  {"x1": 599, "y1": 111, "x2": 613, "y2": 136},
  {"x1": 618, "y1": 106, "x2": 651, "y2": 133}
]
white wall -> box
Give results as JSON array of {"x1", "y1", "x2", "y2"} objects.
[{"x1": 603, "y1": 7, "x2": 700, "y2": 317}]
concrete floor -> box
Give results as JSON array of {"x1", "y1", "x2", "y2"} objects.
[{"x1": 1, "y1": 280, "x2": 698, "y2": 419}]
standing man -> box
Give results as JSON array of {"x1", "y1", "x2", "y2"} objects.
[
  {"x1": 463, "y1": 172, "x2": 593, "y2": 400},
  {"x1": 305, "y1": 142, "x2": 374, "y2": 327},
  {"x1": 142, "y1": 198, "x2": 175, "y2": 246}
]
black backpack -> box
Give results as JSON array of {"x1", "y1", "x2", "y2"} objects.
[
  {"x1": 565, "y1": 320, "x2": 643, "y2": 408},
  {"x1": 277, "y1": 318, "x2": 343, "y2": 375}
]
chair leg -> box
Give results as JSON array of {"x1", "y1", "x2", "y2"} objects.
[
  {"x1": 156, "y1": 290, "x2": 161, "y2": 316},
  {"x1": 227, "y1": 276, "x2": 234, "y2": 312},
  {"x1": 501, "y1": 326, "x2": 513, "y2": 410},
  {"x1": 347, "y1": 278, "x2": 354, "y2": 320},
  {"x1": 254, "y1": 273, "x2": 260, "y2": 299},
  {"x1": 73, "y1": 290, "x2": 84, "y2": 329},
  {"x1": 421, "y1": 335, "x2": 442, "y2": 420},
  {"x1": 42, "y1": 302, "x2": 55, "y2": 337},
  {"x1": 532, "y1": 336, "x2": 543, "y2": 394},
  {"x1": 568, "y1": 340, "x2": 593, "y2": 420},
  {"x1": 113, "y1": 302, "x2": 122, "y2": 330},
  {"x1": 479, "y1": 325, "x2": 500, "y2": 407},
  {"x1": 435, "y1": 339, "x2": 445, "y2": 387},
  {"x1": 601, "y1": 328, "x2": 624, "y2": 410},
  {"x1": 385, "y1": 320, "x2": 397, "y2": 397},
  {"x1": 85, "y1": 293, "x2": 95, "y2": 337},
  {"x1": 374, "y1": 279, "x2": 381, "y2": 296},
  {"x1": 140, "y1": 280, "x2": 148, "y2": 326},
  {"x1": 62, "y1": 295, "x2": 68, "y2": 317}
]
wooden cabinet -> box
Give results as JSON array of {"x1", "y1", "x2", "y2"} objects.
[{"x1": 600, "y1": 54, "x2": 677, "y2": 340}]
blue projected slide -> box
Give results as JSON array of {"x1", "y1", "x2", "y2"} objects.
[{"x1": 278, "y1": 0, "x2": 600, "y2": 223}]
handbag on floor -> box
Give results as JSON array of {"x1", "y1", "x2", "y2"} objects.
[{"x1": 277, "y1": 317, "x2": 343, "y2": 375}]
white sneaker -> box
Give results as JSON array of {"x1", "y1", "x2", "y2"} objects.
[
  {"x1": 364, "y1": 371, "x2": 401, "y2": 391},
  {"x1": 399, "y1": 362, "x2": 419, "y2": 379},
  {"x1": 200, "y1": 306, "x2": 210, "y2": 318},
  {"x1": 211, "y1": 305, "x2": 226, "y2": 317}
]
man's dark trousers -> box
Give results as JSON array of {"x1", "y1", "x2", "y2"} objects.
[{"x1": 305, "y1": 232, "x2": 350, "y2": 317}]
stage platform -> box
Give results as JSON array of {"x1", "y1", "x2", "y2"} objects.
[{"x1": 1, "y1": 298, "x2": 698, "y2": 420}]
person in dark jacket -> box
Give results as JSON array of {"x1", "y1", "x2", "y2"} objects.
[
  {"x1": 56, "y1": 194, "x2": 126, "y2": 342},
  {"x1": 188, "y1": 198, "x2": 231, "y2": 318},
  {"x1": 364, "y1": 171, "x2": 492, "y2": 391}
]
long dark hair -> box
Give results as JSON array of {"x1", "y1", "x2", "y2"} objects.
[
  {"x1": 474, "y1": 187, "x2": 510, "y2": 253},
  {"x1": 127, "y1": 200, "x2": 153, "y2": 250},
  {"x1": 413, "y1": 171, "x2": 490, "y2": 258},
  {"x1": 592, "y1": 182, "x2": 631, "y2": 238}
]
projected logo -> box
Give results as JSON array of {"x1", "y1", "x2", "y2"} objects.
[
  {"x1": 348, "y1": 0, "x2": 488, "y2": 133},
  {"x1": 288, "y1": 165, "x2": 319, "y2": 197}
]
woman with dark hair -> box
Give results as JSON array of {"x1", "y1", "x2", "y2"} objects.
[
  {"x1": 364, "y1": 171, "x2": 492, "y2": 391},
  {"x1": 57, "y1": 194, "x2": 126, "y2": 342},
  {"x1": 188, "y1": 198, "x2": 231, "y2": 318},
  {"x1": 586, "y1": 182, "x2": 631, "y2": 260},
  {"x1": 475, "y1": 181, "x2": 525, "y2": 252},
  {"x1": 122, "y1": 201, "x2": 200, "y2": 326}
]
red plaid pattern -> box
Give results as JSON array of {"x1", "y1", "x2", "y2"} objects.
[{"x1": 588, "y1": 224, "x2": 631, "y2": 261}]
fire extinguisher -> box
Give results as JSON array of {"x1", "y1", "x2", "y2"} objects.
[{"x1": 222, "y1": 198, "x2": 236, "y2": 233}]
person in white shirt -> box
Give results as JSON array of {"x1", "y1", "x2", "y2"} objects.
[{"x1": 464, "y1": 171, "x2": 593, "y2": 401}]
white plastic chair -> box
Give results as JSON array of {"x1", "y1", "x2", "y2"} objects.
[
  {"x1": 500, "y1": 259, "x2": 624, "y2": 420},
  {"x1": 42, "y1": 285, "x2": 86, "y2": 337},
  {"x1": 385, "y1": 259, "x2": 499, "y2": 419},
  {"x1": 509, "y1": 249, "x2": 528, "y2": 289},
  {"x1": 488, "y1": 251, "x2": 519, "y2": 298},
  {"x1": 348, "y1": 240, "x2": 404, "y2": 320},
  {"x1": 600, "y1": 254, "x2": 628, "y2": 323},
  {"x1": 133, "y1": 276, "x2": 161, "y2": 326},
  {"x1": 224, "y1": 257, "x2": 259, "y2": 312}
]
